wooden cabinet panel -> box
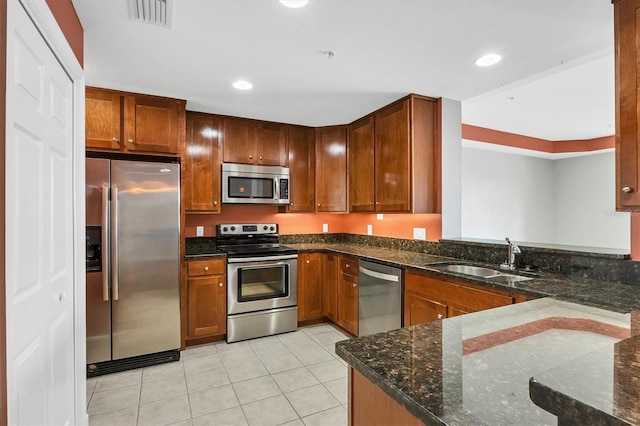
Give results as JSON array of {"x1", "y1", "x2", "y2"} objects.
[
  {"x1": 124, "y1": 95, "x2": 181, "y2": 154},
  {"x1": 375, "y1": 99, "x2": 411, "y2": 212},
  {"x1": 315, "y1": 126, "x2": 348, "y2": 212},
  {"x1": 322, "y1": 253, "x2": 338, "y2": 322},
  {"x1": 404, "y1": 270, "x2": 517, "y2": 326},
  {"x1": 349, "y1": 116, "x2": 375, "y2": 212},
  {"x1": 255, "y1": 121, "x2": 287, "y2": 165},
  {"x1": 404, "y1": 292, "x2": 447, "y2": 326},
  {"x1": 185, "y1": 112, "x2": 222, "y2": 212},
  {"x1": 186, "y1": 258, "x2": 226, "y2": 341},
  {"x1": 614, "y1": 0, "x2": 640, "y2": 210},
  {"x1": 85, "y1": 87, "x2": 122, "y2": 150},
  {"x1": 85, "y1": 87, "x2": 185, "y2": 156},
  {"x1": 337, "y1": 256, "x2": 358, "y2": 335},
  {"x1": 286, "y1": 125, "x2": 315, "y2": 212},
  {"x1": 222, "y1": 117, "x2": 255, "y2": 164},
  {"x1": 187, "y1": 275, "x2": 226, "y2": 338},
  {"x1": 350, "y1": 368, "x2": 424, "y2": 426},
  {"x1": 298, "y1": 253, "x2": 323, "y2": 321},
  {"x1": 222, "y1": 117, "x2": 288, "y2": 166}
]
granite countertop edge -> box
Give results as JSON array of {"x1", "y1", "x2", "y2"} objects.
[{"x1": 335, "y1": 343, "x2": 445, "y2": 426}]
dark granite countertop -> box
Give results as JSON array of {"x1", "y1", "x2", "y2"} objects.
[{"x1": 336, "y1": 298, "x2": 635, "y2": 426}]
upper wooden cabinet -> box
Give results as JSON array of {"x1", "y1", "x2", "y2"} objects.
[
  {"x1": 85, "y1": 87, "x2": 185, "y2": 156},
  {"x1": 285, "y1": 125, "x2": 315, "y2": 212},
  {"x1": 315, "y1": 126, "x2": 348, "y2": 212},
  {"x1": 348, "y1": 95, "x2": 438, "y2": 213},
  {"x1": 614, "y1": 0, "x2": 640, "y2": 210},
  {"x1": 221, "y1": 117, "x2": 287, "y2": 166},
  {"x1": 185, "y1": 112, "x2": 222, "y2": 213},
  {"x1": 349, "y1": 116, "x2": 375, "y2": 212}
]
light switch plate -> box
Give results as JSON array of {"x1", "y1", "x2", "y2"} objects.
[
  {"x1": 322, "y1": 223, "x2": 329, "y2": 233},
  {"x1": 367, "y1": 224, "x2": 373, "y2": 235},
  {"x1": 413, "y1": 227, "x2": 426, "y2": 240},
  {"x1": 377, "y1": 214, "x2": 384, "y2": 220},
  {"x1": 196, "y1": 226, "x2": 204, "y2": 237}
]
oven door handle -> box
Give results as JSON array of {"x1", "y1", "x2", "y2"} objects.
[{"x1": 227, "y1": 254, "x2": 298, "y2": 263}]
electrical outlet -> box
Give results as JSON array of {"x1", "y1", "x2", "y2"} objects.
[
  {"x1": 196, "y1": 226, "x2": 204, "y2": 237},
  {"x1": 413, "y1": 227, "x2": 426, "y2": 240},
  {"x1": 322, "y1": 223, "x2": 329, "y2": 233},
  {"x1": 367, "y1": 224, "x2": 373, "y2": 235},
  {"x1": 377, "y1": 214, "x2": 384, "y2": 220}
]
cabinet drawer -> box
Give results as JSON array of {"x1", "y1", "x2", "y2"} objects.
[
  {"x1": 340, "y1": 257, "x2": 358, "y2": 276},
  {"x1": 188, "y1": 258, "x2": 225, "y2": 277},
  {"x1": 406, "y1": 271, "x2": 514, "y2": 312}
]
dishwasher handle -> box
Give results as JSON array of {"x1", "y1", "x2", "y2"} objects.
[{"x1": 359, "y1": 265, "x2": 400, "y2": 283}]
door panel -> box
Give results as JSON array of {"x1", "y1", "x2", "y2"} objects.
[
  {"x1": 111, "y1": 160, "x2": 181, "y2": 359},
  {"x1": 6, "y1": 2, "x2": 76, "y2": 423}
]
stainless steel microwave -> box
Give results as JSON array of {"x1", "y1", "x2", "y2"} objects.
[{"x1": 222, "y1": 163, "x2": 290, "y2": 205}]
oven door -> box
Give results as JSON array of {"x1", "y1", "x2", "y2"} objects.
[{"x1": 227, "y1": 254, "x2": 298, "y2": 315}]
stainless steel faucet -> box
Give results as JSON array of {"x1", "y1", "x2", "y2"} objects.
[{"x1": 501, "y1": 237, "x2": 521, "y2": 270}]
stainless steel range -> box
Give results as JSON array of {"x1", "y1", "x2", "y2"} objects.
[{"x1": 216, "y1": 223, "x2": 298, "y2": 343}]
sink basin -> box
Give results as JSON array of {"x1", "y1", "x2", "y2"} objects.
[{"x1": 435, "y1": 264, "x2": 533, "y2": 282}]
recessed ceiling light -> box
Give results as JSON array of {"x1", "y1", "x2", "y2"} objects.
[
  {"x1": 232, "y1": 80, "x2": 253, "y2": 90},
  {"x1": 474, "y1": 53, "x2": 502, "y2": 67},
  {"x1": 279, "y1": 0, "x2": 309, "y2": 8}
]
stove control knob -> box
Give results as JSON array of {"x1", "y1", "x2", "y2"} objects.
[
  {"x1": 230, "y1": 226, "x2": 236, "y2": 231},
  {"x1": 222, "y1": 227, "x2": 228, "y2": 232},
  {"x1": 263, "y1": 225, "x2": 268, "y2": 230},
  {"x1": 270, "y1": 226, "x2": 275, "y2": 231}
]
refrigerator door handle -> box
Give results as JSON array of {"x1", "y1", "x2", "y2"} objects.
[
  {"x1": 101, "y1": 184, "x2": 110, "y2": 301},
  {"x1": 111, "y1": 184, "x2": 119, "y2": 301}
]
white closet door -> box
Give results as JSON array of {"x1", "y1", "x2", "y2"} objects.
[{"x1": 6, "y1": 1, "x2": 76, "y2": 424}]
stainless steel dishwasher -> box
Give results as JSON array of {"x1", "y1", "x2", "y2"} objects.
[{"x1": 358, "y1": 260, "x2": 402, "y2": 336}]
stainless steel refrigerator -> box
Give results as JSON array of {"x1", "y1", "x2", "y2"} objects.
[{"x1": 86, "y1": 158, "x2": 181, "y2": 373}]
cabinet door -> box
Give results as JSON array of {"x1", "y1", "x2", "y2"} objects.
[
  {"x1": 256, "y1": 121, "x2": 287, "y2": 166},
  {"x1": 287, "y1": 125, "x2": 315, "y2": 212},
  {"x1": 404, "y1": 292, "x2": 447, "y2": 326},
  {"x1": 375, "y1": 99, "x2": 411, "y2": 212},
  {"x1": 124, "y1": 95, "x2": 181, "y2": 154},
  {"x1": 349, "y1": 116, "x2": 375, "y2": 212},
  {"x1": 615, "y1": 0, "x2": 640, "y2": 209},
  {"x1": 85, "y1": 87, "x2": 122, "y2": 150},
  {"x1": 185, "y1": 112, "x2": 222, "y2": 212},
  {"x1": 222, "y1": 117, "x2": 256, "y2": 164},
  {"x1": 322, "y1": 253, "x2": 338, "y2": 322},
  {"x1": 315, "y1": 126, "x2": 348, "y2": 212},
  {"x1": 338, "y1": 272, "x2": 358, "y2": 335},
  {"x1": 187, "y1": 275, "x2": 226, "y2": 338},
  {"x1": 298, "y1": 253, "x2": 323, "y2": 321}
]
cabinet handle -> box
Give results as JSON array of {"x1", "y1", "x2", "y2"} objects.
[
  {"x1": 352, "y1": 283, "x2": 357, "y2": 288},
  {"x1": 249, "y1": 154, "x2": 253, "y2": 160},
  {"x1": 128, "y1": 138, "x2": 135, "y2": 144},
  {"x1": 346, "y1": 264, "x2": 350, "y2": 268},
  {"x1": 437, "y1": 314, "x2": 443, "y2": 319},
  {"x1": 219, "y1": 282, "x2": 224, "y2": 287},
  {"x1": 306, "y1": 260, "x2": 310, "y2": 264},
  {"x1": 214, "y1": 201, "x2": 218, "y2": 206},
  {"x1": 622, "y1": 186, "x2": 633, "y2": 193},
  {"x1": 375, "y1": 201, "x2": 380, "y2": 205},
  {"x1": 112, "y1": 137, "x2": 119, "y2": 142},
  {"x1": 204, "y1": 266, "x2": 209, "y2": 271},
  {"x1": 259, "y1": 155, "x2": 263, "y2": 160},
  {"x1": 290, "y1": 202, "x2": 294, "y2": 206},
  {"x1": 317, "y1": 203, "x2": 321, "y2": 207},
  {"x1": 369, "y1": 202, "x2": 373, "y2": 205}
]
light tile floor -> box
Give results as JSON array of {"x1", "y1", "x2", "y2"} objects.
[{"x1": 87, "y1": 324, "x2": 351, "y2": 426}]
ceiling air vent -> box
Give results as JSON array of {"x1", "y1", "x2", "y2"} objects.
[{"x1": 127, "y1": 0, "x2": 173, "y2": 29}]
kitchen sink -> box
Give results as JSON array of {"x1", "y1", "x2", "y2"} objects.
[{"x1": 434, "y1": 264, "x2": 533, "y2": 282}]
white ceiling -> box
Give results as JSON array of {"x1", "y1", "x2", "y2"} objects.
[{"x1": 72, "y1": 0, "x2": 615, "y2": 140}]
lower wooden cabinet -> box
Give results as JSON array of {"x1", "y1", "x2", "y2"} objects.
[
  {"x1": 322, "y1": 253, "x2": 339, "y2": 322},
  {"x1": 186, "y1": 258, "x2": 226, "y2": 342},
  {"x1": 337, "y1": 256, "x2": 359, "y2": 335},
  {"x1": 298, "y1": 253, "x2": 324, "y2": 322},
  {"x1": 404, "y1": 270, "x2": 521, "y2": 327}
]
